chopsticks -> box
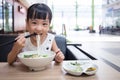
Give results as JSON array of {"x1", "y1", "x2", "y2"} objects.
[{"x1": 0, "y1": 33, "x2": 37, "y2": 47}]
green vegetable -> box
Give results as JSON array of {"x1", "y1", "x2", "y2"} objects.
[
  {"x1": 24, "y1": 55, "x2": 33, "y2": 58},
  {"x1": 42, "y1": 54, "x2": 48, "y2": 57},
  {"x1": 24, "y1": 54, "x2": 39, "y2": 58},
  {"x1": 23, "y1": 54, "x2": 48, "y2": 58},
  {"x1": 70, "y1": 61, "x2": 80, "y2": 66}
]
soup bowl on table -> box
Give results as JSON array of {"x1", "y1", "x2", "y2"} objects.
[{"x1": 17, "y1": 50, "x2": 55, "y2": 71}]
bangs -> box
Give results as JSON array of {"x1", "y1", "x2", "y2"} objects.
[
  {"x1": 27, "y1": 3, "x2": 52, "y2": 23},
  {"x1": 28, "y1": 9, "x2": 48, "y2": 20}
]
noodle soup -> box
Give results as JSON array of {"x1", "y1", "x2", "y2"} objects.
[{"x1": 17, "y1": 51, "x2": 55, "y2": 71}]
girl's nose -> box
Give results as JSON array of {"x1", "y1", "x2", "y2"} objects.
[
  {"x1": 36, "y1": 25, "x2": 42, "y2": 30},
  {"x1": 35, "y1": 25, "x2": 42, "y2": 33}
]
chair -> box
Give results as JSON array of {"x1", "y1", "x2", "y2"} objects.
[
  {"x1": 0, "y1": 34, "x2": 17, "y2": 62},
  {"x1": 55, "y1": 35, "x2": 66, "y2": 56}
]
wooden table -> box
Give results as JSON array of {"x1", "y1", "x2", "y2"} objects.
[{"x1": 0, "y1": 60, "x2": 120, "y2": 80}]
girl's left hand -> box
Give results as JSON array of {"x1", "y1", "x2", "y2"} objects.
[{"x1": 55, "y1": 51, "x2": 65, "y2": 63}]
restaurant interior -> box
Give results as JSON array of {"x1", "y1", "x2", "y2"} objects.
[{"x1": 0, "y1": 0, "x2": 120, "y2": 80}]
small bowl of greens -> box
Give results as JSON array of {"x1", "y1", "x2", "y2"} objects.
[
  {"x1": 62, "y1": 61, "x2": 98, "y2": 76},
  {"x1": 62, "y1": 61, "x2": 83, "y2": 76},
  {"x1": 17, "y1": 50, "x2": 55, "y2": 71}
]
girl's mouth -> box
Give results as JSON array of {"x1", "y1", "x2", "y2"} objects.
[
  {"x1": 34, "y1": 32, "x2": 43, "y2": 35},
  {"x1": 40, "y1": 33, "x2": 43, "y2": 35}
]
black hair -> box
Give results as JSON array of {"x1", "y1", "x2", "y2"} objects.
[{"x1": 27, "y1": 3, "x2": 52, "y2": 23}]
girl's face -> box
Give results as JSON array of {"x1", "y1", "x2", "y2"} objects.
[{"x1": 26, "y1": 18, "x2": 50, "y2": 36}]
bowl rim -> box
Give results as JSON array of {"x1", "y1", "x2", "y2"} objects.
[{"x1": 17, "y1": 50, "x2": 55, "y2": 59}]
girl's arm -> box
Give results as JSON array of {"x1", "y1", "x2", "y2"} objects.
[
  {"x1": 7, "y1": 45, "x2": 21, "y2": 65},
  {"x1": 7, "y1": 34, "x2": 26, "y2": 65},
  {"x1": 52, "y1": 39, "x2": 65, "y2": 63}
]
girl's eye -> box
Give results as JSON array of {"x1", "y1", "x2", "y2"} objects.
[
  {"x1": 32, "y1": 22, "x2": 37, "y2": 24},
  {"x1": 43, "y1": 23, "x2": 48, "y2": 26}
]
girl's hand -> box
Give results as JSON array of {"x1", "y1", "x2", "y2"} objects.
[
  {"x1": 13, "y1": 34, "x2": 26, "y2": 52},
  {"x1": 55, "y1": 50, "x2": 65, "y2": 63}
]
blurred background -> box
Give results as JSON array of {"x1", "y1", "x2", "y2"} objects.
[{"x1": 0, "y1": 0, "x2": 120, "y2": 36}]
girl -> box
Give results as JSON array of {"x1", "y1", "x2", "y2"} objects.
[{"x1": 7, "y1": 3, "x2": 64, "y2": 65}]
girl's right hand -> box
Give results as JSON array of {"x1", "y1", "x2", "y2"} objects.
[{"x1": 13, "y1": 34, "x2": 26, "y2": 52}]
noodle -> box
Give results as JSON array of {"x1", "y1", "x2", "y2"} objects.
[{"x1": 37, "y1": 35, "x2": 40, "y2": 54}]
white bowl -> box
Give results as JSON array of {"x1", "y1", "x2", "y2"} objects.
[
  {"x1": 17, "y1": 50, "x2": 55, "y2": 71},
  {"x1": 62, "y1": 61, "x2": 98, "y2": 76},
  {"x1": 62, "y1": 61, "x2": 83, "y2": 76},
  {"x1": 84, "y1": 64, "x2": 98, "y2": 75}
]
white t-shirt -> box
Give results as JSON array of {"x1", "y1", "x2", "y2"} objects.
[{"x1": 22, "y1": 32, "x2": 55, "y2": 52}]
